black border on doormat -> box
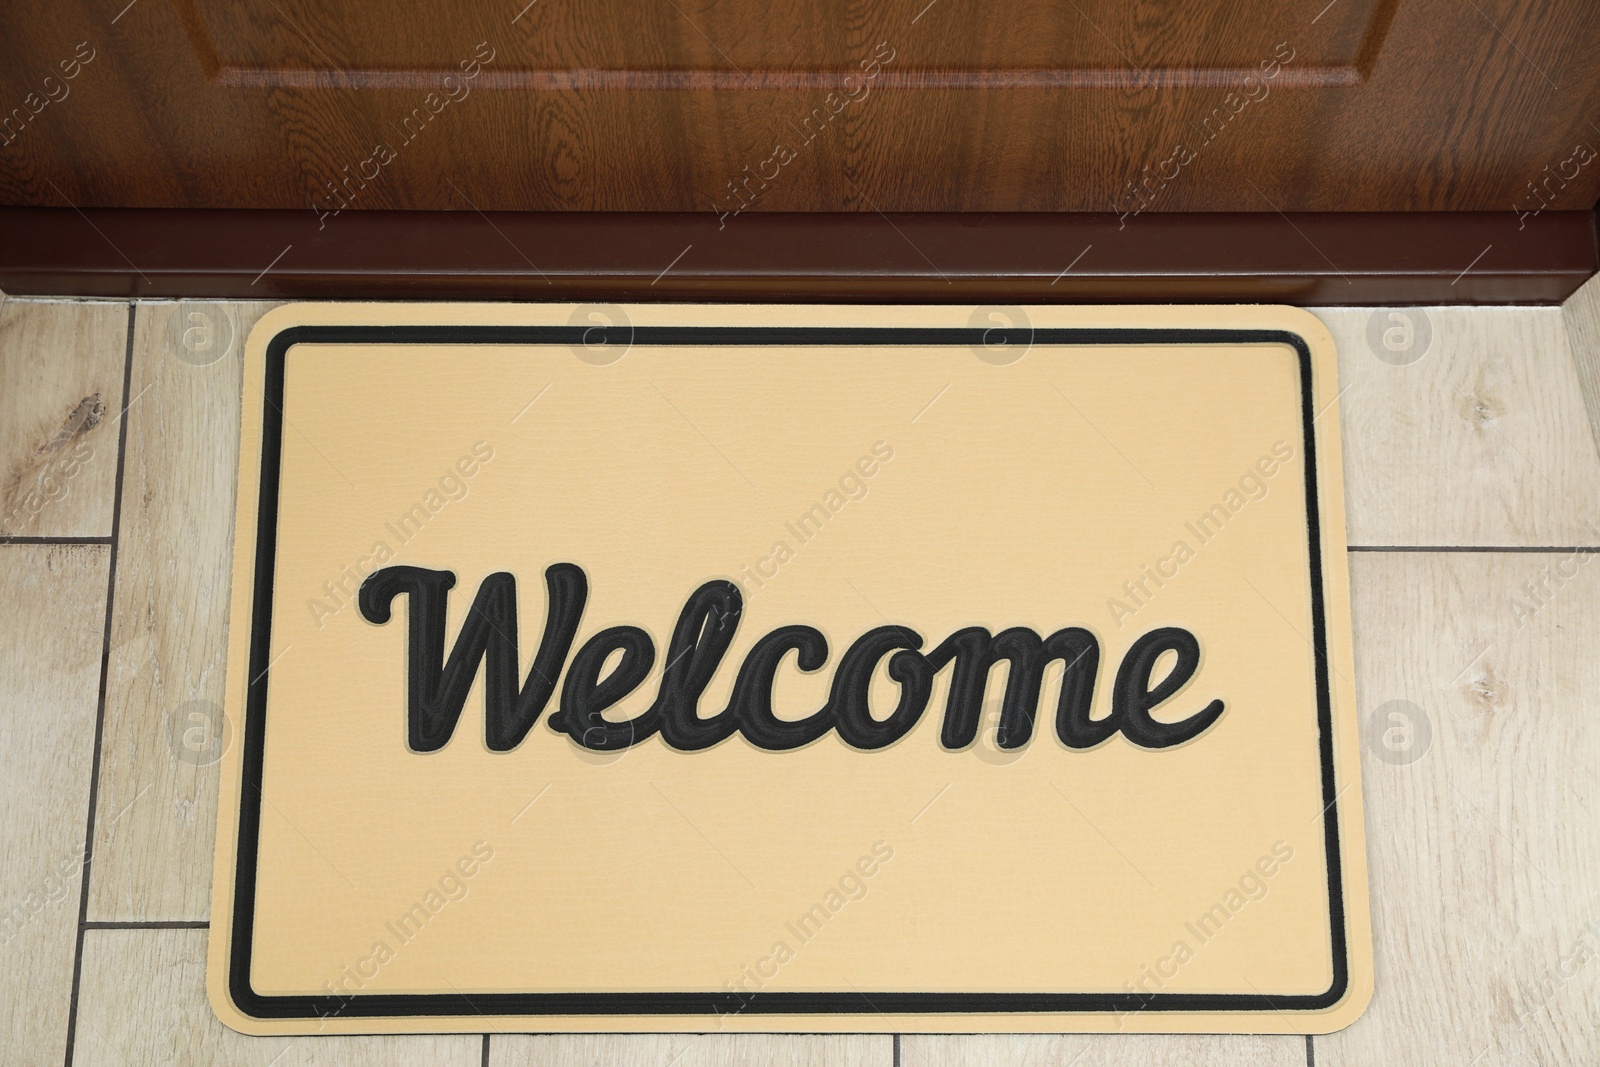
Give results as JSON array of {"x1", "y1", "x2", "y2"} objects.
[{"x1": 229, "y1": 324, "x2": 1347, "y2": 1021}]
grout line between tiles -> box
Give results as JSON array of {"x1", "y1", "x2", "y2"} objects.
[
  {"x1": 61, "y1": 301, "x2": 136, "y2": 1067},
  {"x1": 0, "y1": 536, "x2": 115, "y2": 546}
]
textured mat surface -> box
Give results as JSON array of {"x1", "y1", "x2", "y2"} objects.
[{"x1": 208, "y1": 303, "x2": 1369, "y2": 1035}]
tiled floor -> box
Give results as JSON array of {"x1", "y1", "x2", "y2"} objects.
[{"x1": 3, "y1": 294, "x2": 1600, "y2": 1065}]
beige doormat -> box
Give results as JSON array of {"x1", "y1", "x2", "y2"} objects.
[{"x1": 209, "y1": 303, "x2": 1370, "y2": 1035}]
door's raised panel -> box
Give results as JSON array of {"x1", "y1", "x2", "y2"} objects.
[
  {"x1": 0, "y1": 0, "x2": 1594, "y2": 211},
  {"x1": 168, "y1": 0, "x2": 1390, "y2": 88}
]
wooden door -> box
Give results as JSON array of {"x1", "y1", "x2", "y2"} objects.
[{"x1": 1, "y1": 0, "x2": 1597, "y2": 214}]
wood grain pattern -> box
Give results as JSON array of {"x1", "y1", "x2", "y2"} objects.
[
  {"x1": 0, "y1": 299, "x2": 126, "y2": 538},
  {"x1": 86, "y1": 301, "x2": 277, "y2": 922},
  {"x1": 0, "y1": 544, "x2": 109, "y2": 1067},
  {"x1": 1316, "y1": 307, "x2": 1600, "y2": 547},
  {"x1": 73, "y1": 928, "x2": 481, "y2": 1065},
  {"x1": 171, "y1": 0, "x2": 1379, "y2": 83},
  {"x1": 899, "y1": 1035, "x2": 1303, "y2": 1066},
  {"x1": 1560, "y1": 271, "x2": 1600, "y2": 460},
  {"x1": 1, "y1": 0, "x2": 1598, "y2": 211},
  {"x1": 1319, "y1": 553, "x2": 1600, "y2": 1065},
  {"x1": 491, "y1": 1035, "x2": 890, "y2": 1066}
]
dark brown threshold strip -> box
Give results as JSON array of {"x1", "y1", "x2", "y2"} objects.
[{"x1": 0, "y1": 207, "x2": 1592, "y2": 304}]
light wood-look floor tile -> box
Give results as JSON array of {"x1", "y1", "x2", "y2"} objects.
[
  {"x1": 72, "y1": 928, "x2": 481, "y2": 1066},
  {"x1": 1560, "y1": 272, "x2": 1600, "y2": 459},
  {"x1": 0, "y1": 300, "x2": 127, "y2": 539},
  {"x1": 88, "y1": 301, "x2": 276, "y2": 921},
  {"x1": 491, "y1": 1034, "x2": 892, "y2": 1067},
  {"x1": 0, "y1": 544, "x2": 109, "y2": 1066},
  {"x1": 1316, "y1": 306, "x2": 1600, "y2": 547},
  {"x1": 900, "y1": 1035, "x2": 1303, "y2": 1066},
  {"x1": 1318, "y1": 552, "x2": 1600, "y2": 1065}
]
